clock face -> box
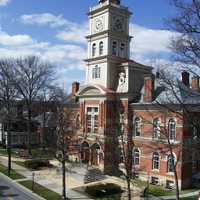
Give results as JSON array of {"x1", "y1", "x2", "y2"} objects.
[
  {"x1": 113, "y1": 16, "x2": 124, "y2": 32},
  {"x1": 95, "y1": 18, "x2": 104, "y2": 32}
]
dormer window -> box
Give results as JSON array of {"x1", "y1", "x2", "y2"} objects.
[
  {"x1": 92, "y1": 65, "x2": 101, "y2": 79},
  {"x1": 92, "y1": 43, "x2": 96, "y2": 57},
  {"x1": 99, "y1": 41, "x2": 104, "y2": 55},
  {"x1": 112, "y1": 41, "x2": 117, "y2": 55}
]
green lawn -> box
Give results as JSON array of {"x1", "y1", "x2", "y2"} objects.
[
  {"x1": 134, "y1": 179, "x2": 198, "y2": 197},
  {"x1": 0, "y1": 148, "x2": 54, "y2": 159},
  {"x1": 19, "y1": 180, "x2": 62, "y2": 200},
  {"x1": 13, "y1": 161, "x2": 26, "y2": 168},
  {"x1": 0, "y1": 163, "x2": 25, "y2": 180},
  {"x1": 31, "y1": 149, "x2": 54, "y2": 159},
  {"x1": 0, "y1": 148, "x2": 19, "y2": 157}
]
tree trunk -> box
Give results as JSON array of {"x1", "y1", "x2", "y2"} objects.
[
  {"x1": 127, "y1": 177, "x2": 131, "y2": 200},
  {"x1": 42, "y1": 111, "x2": 46, "y2": 151},
  {"x1": 169, "y1": 144, "x2": 180, "y2": 200},
  {"x1": 174, "y1": 168, "x2": 180, "y2": 200},
  {"x1": 7, "y1": 121, "x2": 11, "y2": 176},
  {"x1": 62, "y1": 159, "x2": 66, "y2": 200},
  {"x1": 27, "y1": 107, "x2": 32, "y2": 155}
]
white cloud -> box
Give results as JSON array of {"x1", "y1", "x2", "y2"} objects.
[
  {"x1": 0, "y1": 0, "x2": 10, "y2": 6},
  {"x1": 0, "y1": 30, "x2": 86, "y2": 70},
  {"x1": 4, "y1": 14, "x2": 183, "y2": 88},
  {"x1": 20, "y1": 13, "x2": 88, "y2": 44},
  {"x1": 56, "y1": 22, "x2": 88, "y2": 44},
  {"x1": 0, "y1": 31, "x2": 34, "y2": 46},
  {"x1": 130, "y1": 24, "x2": 179, "y2": 58},
  {"x1": 20, "y1": 13, "x2": 71, "y2": 28}
]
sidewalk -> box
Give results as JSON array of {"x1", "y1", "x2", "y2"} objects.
[
  {"x1": 0, "y1": 156, "x2": 92, "y2": 200},
  {"x1": 159, "y1": 191, "x2": 199, "y2": 199}
]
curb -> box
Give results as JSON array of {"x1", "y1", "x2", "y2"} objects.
[{"x1": 0, "y1": 172, "x2": 46, "y2": 200}]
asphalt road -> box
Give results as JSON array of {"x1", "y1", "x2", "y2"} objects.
[{"x1": 0, "y1": 174, "x2": 40, "y2": 200}]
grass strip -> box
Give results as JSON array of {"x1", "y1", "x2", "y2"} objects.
[
  {"x1": 0, "y1": 163, "x2": 25, "y2": 180},
  {"x1": 19, "y1": 180, "x2": 62, "y2": 200},
  {"x1": 0, "y1": 148, "x2": 19, "y2": 157},
  {"x1": 13, "y1": 161, "x2": 26, "y2": 168}
]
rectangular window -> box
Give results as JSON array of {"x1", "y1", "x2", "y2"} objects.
[
  {"x1": 92, "y1": 66, "x2": 101, "y2": 79},
  {"x1": 112, "y1": 41, "x2": 117, "y2": 55},
  {"x1": 166, "y1": 180, "x2": 175, "y2": 189},
  {"x1": 133, "y1": 117, "x2": 141, "y2": 137},
  {"x1": 86, "y1": 107, "x2": 99, "y2": 133},
  {"x1": 120, "y1": 43, "x2": 125, "y2": 57}
]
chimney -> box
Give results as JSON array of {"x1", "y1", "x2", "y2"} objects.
[
  {"x1": 72, "y1": 82, "x2": 79, "y2": 96},
  {"x1": 143, "y1": 75, "x2": 154, "y2": 103},
  {"x1": 182, "y1": 71, "x2": 190, "y2": 87},
  {"x1": 191, "y1": 76, "x2": 199, "y2": 90}
]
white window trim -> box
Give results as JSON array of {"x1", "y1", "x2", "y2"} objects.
[{"x1": 152, "y1": 152, "x2": 160, "y2": 171}]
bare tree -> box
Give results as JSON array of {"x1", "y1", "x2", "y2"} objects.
[
  {"x1": 168, "y1": 0, "x2": 200, "y2": 73},
  {"x1": 139, "y1": 69, "x2": 200, "y2": 200},
  {"x1": 115, "y1": 103, "x2": 133, "y2": 200},
  {"x1": 135, "y1": 107, "x2": 182, "y2": 200},
  {"x1": 37, "y1": 87, "x2": 57, "y2": 150},
  {"x1": 53, "y1": 87, "x2": 76, "y2": 200},
  {"x1": 12, "y1": 56, "x2": 55, "y2": 155},
  {"x1": 0, "y1": 59, "x2": 18, "y2": 176}
]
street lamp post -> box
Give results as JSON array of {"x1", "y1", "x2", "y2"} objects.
[{"x1": 32, "y1": 172, "x2": 35, "y2": 191}]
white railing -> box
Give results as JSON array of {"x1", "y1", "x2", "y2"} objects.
[{"x1": 90, "y1": 1, "x2": 128, "y2": 12}]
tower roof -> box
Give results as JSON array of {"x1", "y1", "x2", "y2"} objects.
[{"x1": 99, "y1": 0, "x2": 120, "y2": 5}]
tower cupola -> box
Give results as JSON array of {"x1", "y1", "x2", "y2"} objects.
[{"x1": 98, "y1": 0, "x2": 120, "y2": 5}]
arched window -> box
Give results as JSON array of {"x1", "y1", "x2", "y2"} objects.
[
  {"x1": 119, "y1": 147, "x2": 124, "y2": 163},
  {"x1": 168, "y1": 119, "x2": 176, "y2": 141},
  {"x1": 167, "y1": 154, "x2": 175, "y2": 173},
  {"x1": 92, "y1": 43, "x2": 96, "y2": 57},
  {"x1": 134, "y1": 117, "x2": 141, "y2": 137},
  {"x1": 193, "y1": 125, "x2": 198, "y2": 140},
  {"x1": 120, "y1": 43, "x2": 125, "y2": 57},
  {"x1": 99, "y1": 41, "x2": 103, "y2": 55},
  {"x1": 153, "y1": 118, "x2": 161, "y2": 139},
  {"x1": 133, "y1": 148, "x2": 140, "y2": 165},
  {"x1": 119, "y1": 113, "x2": 125, "y2": 133},
  {"x1": 76, "y1": 114, "x2": 81, "y2": 129},
  {"x1": 152, "y1": 152, "x2": 160, "y2": 170},
  {"x1": 112, "y1": 41, "x2": 117, "y2": 55},
  {"x1": 192, "y1": 152, "x2": 198, "y2": 173}
]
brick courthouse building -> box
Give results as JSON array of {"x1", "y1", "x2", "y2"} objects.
[{"x1": 67, "y1": 0, "x2": 200, "y2": 189}]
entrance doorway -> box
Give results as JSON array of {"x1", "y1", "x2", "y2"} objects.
[
  {"x1": 91, "y1": 143, "x2": 101, "y2": 166},
  {"x1": 81, "y1": 142, "x2": 90, "y2": 164}
]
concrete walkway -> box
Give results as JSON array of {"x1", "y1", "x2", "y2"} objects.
[
  {"x1": 1, "y1": 156, "x2": 198, "y2": 200},
  {"x1": 0, "y1": 156, "x2": 91, "y2": 199},
  {"x1": 159, "y1": 191, "x2": 199, "y2": 199}
]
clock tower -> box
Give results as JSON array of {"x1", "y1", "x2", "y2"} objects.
[
  {"x1": 77, "y1": 0, "x2": 153, "y2": 175},
  {"x1": 85, "y1": 0, "x2": 132, "y2": 91}
]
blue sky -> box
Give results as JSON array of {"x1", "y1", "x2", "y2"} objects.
[{"x1": 0, "y1": 0, "x2": 178, "y2": 90}]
